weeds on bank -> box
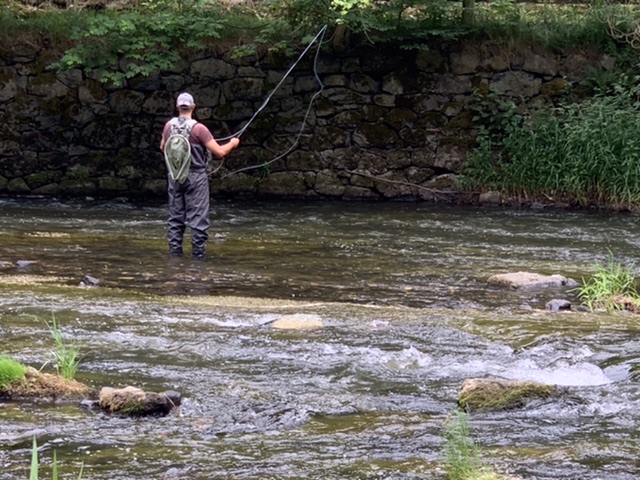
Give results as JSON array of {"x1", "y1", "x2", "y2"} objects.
[
  {"x1": 443, "y1": 410, "x2": 505, "y2": 480},
  {"x1": 464, "y1": 78, "x2": 640, "y2": 209},
  {"x1": 30, "y1": 436, "x2": 84, "y2": 480},
  {"x1": 0, "y1": 0, "x2": 635, "y2": 83},
  {"x1": 576, "y1": 253, "x2": 640, "y2": 312},
  {"x1": 0, "y1": 356, "x2": 27, "y2": 388},
  {"x1": 45, "y1": 314, "x2": 80, "y2": 380}
]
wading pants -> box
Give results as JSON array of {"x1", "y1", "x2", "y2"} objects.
[{"x1": 167, "y1": 169, "x2": 210, "y2": 258}]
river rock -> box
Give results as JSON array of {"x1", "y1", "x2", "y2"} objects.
[
  {"x1": 270, "y1": 314, "x2": 324, "y2": 330},
  {"x1": 98, "y1": 386, "x2": 181, "y2": 417},
  {"x1": 16, "y1": 260, "x2": 37, "y2": 268},
  {"x1": 545, "y1": 299, "x2": 572, "y2": 311},
  {"x1": 487, "y1": 271, "x2": 576, "y2": 289},
  {"x1": 458, "y1": 377, "x2": 556, "y2": 411},
  {"x1": 79, "y1": 274, "x2": 100, "y2": 287}
]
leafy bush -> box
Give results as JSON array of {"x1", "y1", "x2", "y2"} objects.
[
  {"x1": 53, "y1": 1, "x2": 226, "y2": 85},
  {"x1": 0, "y1": 0, "x2": 633, "y2": 84}
]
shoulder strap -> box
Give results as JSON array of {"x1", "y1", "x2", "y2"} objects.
[{"x1": 169, "y1": 117, "x2": 198, "y2": 137}]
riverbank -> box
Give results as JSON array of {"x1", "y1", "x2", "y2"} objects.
[{"x1": 2, "y1": 2, "x2": 638, "y2": 209}]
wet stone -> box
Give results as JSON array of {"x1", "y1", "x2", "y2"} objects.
[
  {"x1": 488, "y1": 272, "x2": 574, "y2": 289},
  {"x1": 98, "y1": 386, "x2": 182, "y2": 417},
  {"x1": 16, "y1": 260, "x2": 37, "y2": 268},
  {"x1": 545, "y1": 299, "x2": 572, "y2": 311},
  {"x1": 79, "y1": 275, "x2": 100, "y2": 287},
  {"x1": 270, "y1": 314, "x2": 324, "y2": 330}
]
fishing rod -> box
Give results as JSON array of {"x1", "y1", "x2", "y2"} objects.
[{"x1": 210, "y1": 24, "x2": 328, "y2": 176}]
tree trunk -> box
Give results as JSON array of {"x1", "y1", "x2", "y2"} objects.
[{"x1": 462, "y1": 0, "x2": 475, "y2": 25}]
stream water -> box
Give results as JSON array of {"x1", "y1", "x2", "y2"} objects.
[{"x1": 0, "y1": 198, "x2": 639, "y2": 480}]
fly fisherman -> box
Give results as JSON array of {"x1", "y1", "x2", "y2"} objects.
[{"x1": 160, "y1": 92, "x2": 240, "y2": 259}]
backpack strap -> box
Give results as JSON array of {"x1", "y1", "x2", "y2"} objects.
[{"x1": 169, "y1": 117, "x2": 198, "y2": 140}]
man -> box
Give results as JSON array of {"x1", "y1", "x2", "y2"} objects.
[{"x1": 160, "y1": 92, "x2": 240, "y2": 258}]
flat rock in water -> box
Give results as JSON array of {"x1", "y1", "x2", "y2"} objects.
[
  {"x1": 99, "y1": 386, "x2": 181, "y2": 417},
  {"x1": 270, "y1": 314, "x2": 324, "y2": 330},
  {"x1": 545, "y1": 299, "x2": 572, "y2": 311},
  {"x1": 459, "y1": 377, "x2": 556, "y2": 411},
  {"x1": 487, "y1": 272, "x2": 572, "y2": 289}
]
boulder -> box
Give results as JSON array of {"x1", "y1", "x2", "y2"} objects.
[
  {"x1": 458, "y1": 377, "x2": 556, "y2": 411},
  {"x1": 545, "y1": 299, "x2": 572, "y2": 311},
  {"x1": 98, "y1": 386, "x2": 181, "y2": 417},
  {"x1": 270, "y1": 314, "x2": 324, "y2": 330},
  {"x1": 487, "y1": 272, "x2": 575, "y2": 289}
]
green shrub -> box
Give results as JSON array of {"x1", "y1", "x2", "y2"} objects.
[
  {"x1": 0, "y1": 356, "x2": 26, "y2": 388},
  {"x1": 2, "y1": 0, "x2": 629, "y2": 83},
  {"x1": 464, "y1": 78, "x2": 640, "y2": 209}
]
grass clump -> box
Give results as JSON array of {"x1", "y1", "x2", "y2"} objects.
[
  {"x1": 464, "y1": 78, "x2": 640, "y2": 210},
  {"x1": 45, "y1": 314, "x2": 80, "y2": 381},
  {"x1": 443, "y1": 410, "x2": 507, "y2": 480},
  {"x1": 576, "y1": 253, "x2": 640, "y2": 312},
  {"x1": 30, "y1": 436, "x2": 83, "y2": 480},
  {"x1": 0, "y1": 356, "x2": 27, "y2": 389}
]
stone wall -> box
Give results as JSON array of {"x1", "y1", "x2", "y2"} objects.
[{"x1": 0, "y1": 41, "x2": 613, "y2": 201}]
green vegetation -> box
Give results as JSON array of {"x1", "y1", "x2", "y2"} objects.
[
  {"x1": 576, "y1": 253, "x2": 640, "y2": 312},
  {"x1": 463, "y1": 78, "x2": 640, "y2": 209},
  {"x1": 0, "y1": 0, "x2": 636, "y2": 84},
  {"x1": 3, "y1": 1, "x2": 640, "y2": 208},
  {"x1": 0, "y1": 356, "x2": 27, "y2": 388},
  {"x1": 30, "y1": 436, "x2": 84, "y2": 480},
  {"x1": 443, "y1": 410, "x2": 505, "y2": 480},
  {"x1": 45, "y1": 314, "x2": 80, "y2": 380}
]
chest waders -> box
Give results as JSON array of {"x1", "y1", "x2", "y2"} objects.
[{"x1": 166, "y1": 131, "x2": 210, "y2": 258}]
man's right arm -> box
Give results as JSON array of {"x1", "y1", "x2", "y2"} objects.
[{"x1": 204, "y1": 137, "x2": 240, "y2": 158}]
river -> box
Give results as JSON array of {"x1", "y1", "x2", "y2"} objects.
[{"x1": 0, "y1": 198, "x2": 639, "y2": 479}]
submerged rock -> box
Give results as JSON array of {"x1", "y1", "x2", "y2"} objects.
[
  {"x1": 98, "y1": 386, "x2": 181, "y2": 417},
  {"x1": 270, "y1": 313, "x2": 324, "y2": 330},
  {"x1": 16, "y1": 260, "x2": 37, "y2": 268},
  {"x1": 79, "y1": 274, "x2": 100, "y2": 287},
  {"x1": 458, "y1": 377, "x2": 556, "y2": 411},
  {"x1": 487, "y1": 272, "x2": 577, "y2": 289},
  {"x1": 545, "y1": 299, "x2": 572, "y2": 311}
]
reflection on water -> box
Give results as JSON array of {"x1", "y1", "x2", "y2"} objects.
[
  {"x1": 2, "y1": 197, "x2": 640, "y2": 308},
  {"x1": 0, "y1": 198, "x2": 640, "y2": 479}
]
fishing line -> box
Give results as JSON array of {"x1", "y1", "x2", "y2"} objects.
[{"x1": 211, "y1": 25, "x2": 328, "y2": 177}]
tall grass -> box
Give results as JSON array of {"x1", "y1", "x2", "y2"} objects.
[
  {"x1": 471, "y1": 1, "x2": 616, "y2": 52},
  {"x1": 0, "y1": 356, "x2": 26, "y2": 388},
  {"x1": 576, "y1": 253, "x2": 640, "y2": 312},
  {"x1": 465, "y1": 78, "x2": 640, "y2": 209},
  {"x1": 30, "y1": 436, "x2": 83, "y2": 480},
  {"x1": 443, "y1": 410, "x2": 505, "y2": 480},
  {"x1": 45, "y1": 314, "x2": 80, "y2": 381}
]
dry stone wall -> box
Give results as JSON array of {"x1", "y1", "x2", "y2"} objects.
[{"x1": 0, "y1": 42, "x2": 612, "y2": 201}]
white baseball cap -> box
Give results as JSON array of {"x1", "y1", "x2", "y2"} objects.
[{"x1": 176, "y1": 92, "x2": 195, "y2": 108}]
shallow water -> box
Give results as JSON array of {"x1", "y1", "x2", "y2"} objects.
[{"x1": 1, "y1": 198, "x2": 639, "y2": 479}]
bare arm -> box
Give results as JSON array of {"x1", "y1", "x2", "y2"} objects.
[{"x1": 205, "y1": 137, "x2": 240, "y2": 158}]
